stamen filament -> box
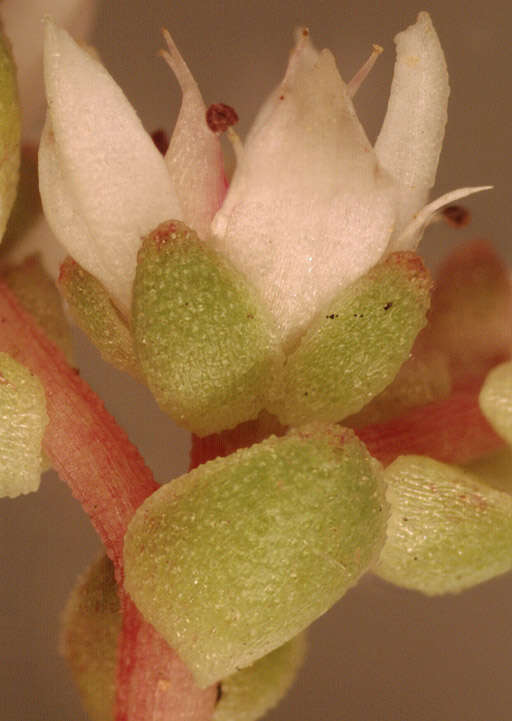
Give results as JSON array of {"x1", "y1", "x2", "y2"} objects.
[{"x1": 348, "y1": 44, "x2": 383, "y2": 98}]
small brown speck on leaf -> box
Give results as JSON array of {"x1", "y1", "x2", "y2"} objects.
[
  {"x1": 442, "y1": 205, "x2": 471, "y2": 228},
  {"x1": 206, "y1": 104, "x2": 239, "y2": 133},
  {"x1": 383, "y1": 302, "x2": 393, "y2": 311}
]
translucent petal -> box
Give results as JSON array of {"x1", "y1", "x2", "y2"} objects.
[
  {"x1": 212, "y1": 32, "x2": 397, "y2": 345},
  {"x1": 162, "y1": 30, "x2": 226, "y2": 241},
  {"x1": 39, "y1": 20, "x2": 182, "y2": 315},
  {"x1": 375, "y1": 12, "x2": 449, "y2": 237}
]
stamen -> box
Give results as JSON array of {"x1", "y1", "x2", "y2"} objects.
[
  {"x1": 396, "y1": 186, "x2": 492, "y2": 250},
  {"x1": 347, "y1": 44, "x2": 383, "y2": 98},
  {"x1": 206, "y1": 104, "x2": 239, "y2": 134},
  {"x1": 226, "y1": 127, "x2": 244, "y2": 165}
]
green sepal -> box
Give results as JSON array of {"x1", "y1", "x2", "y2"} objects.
[
  {"x1": 0, "y1": 26, "x2": 20, "y2": 242},
  {"x1": 0, "y1": 352, "x2": 48, "y2": 498},
  {"x1": 124, "y1": 424, "x2": 387, "y2": 686},
  {"x1": 479, "y1": 361, "x2": 512, "y2": 445},
  {"x1": 267, "y1": 252, "x2": 431, "y2": 426},
  {"x1": 214, "y1": 634, "x2": 306, "y2": 721},
  {"x1": 375, "y1": 455, "x2": 512, "y2": 595},
  {"x1": 59, "y1": 256, "x2": 139, "y2": 378},
  {"x1": 61, "y1": 555, "x2": 121, "y2": 721},
  {"x1": 3, "y1": 255, "x2": 72, "y2": 362},
  {"x1": 132, "y1": 220, "x2": 284, "y2": 436}
]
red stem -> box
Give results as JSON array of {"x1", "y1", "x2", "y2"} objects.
[{"x1": 0, "y1": 281, "x2": 216, "y2": 721}]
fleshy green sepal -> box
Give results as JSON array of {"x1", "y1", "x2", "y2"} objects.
[
  {"x1": 214, "y1": 634, "x2": 306, "y2": 721},
  {"x1": 0, "y1": 352, "x2": 48, "y2": 497},
  {"x1": 376, "y1": 455, "x2": 512, "y2": 594},
  {"x1": 479, "y1": 361, "x2": 512, "y2": 445},
  {"x1": 132, "y1": 220, "x2": 283, "y2": 436},
  {"x1": 59, "y1": 257, "x2": 139, "y2": 377},
  {"x1": 124, "y1": 424, "x2": 387, "y2": 686},
  {"x1": 0, "y1": 26, "x2": 20, "y2": 242},
  {"x1": 267, "y1": 252, "x2": 431, "y2": 426}
]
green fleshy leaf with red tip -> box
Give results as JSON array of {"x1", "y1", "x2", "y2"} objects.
[
  {"x1": 479, "y1": 361, "x2": 512, "y2": 446},
  {"x1": 132, "y1": 220, "x2": 284, "y2": 436},
  {"x1": 214, "y1": 633, "x2": 306, "y2": 721},
  {"x1": 0, "y1": 352, "x2": 48, "y2": 497},
  {"x1": 375, "y1": 455, "x2": 512, "y2": 594},
  {"x1": 124, "y1": 424, "x2": 387, "y2": 687},
  {"x1": 61, "y1": 555, "x2": 121, "y2": 721},
  {"x1": 267, "y1": 252, "x2": 431, "y2": 426},
  {"x1": 0, "y1": 27, "x2": 20, "y2": 242},
  {"x1": 59, "y1": 256, "x2": 139, "y2": 377}
]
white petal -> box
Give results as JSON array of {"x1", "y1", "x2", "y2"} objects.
[
  {"x1": 39, "y1": 20, "x2": 182, "y2": 315},
  {"x1": 375, "y1": 12, "x2": 449, "y2": 237},
  {"x1": 162, "y1": 30, "x2": 226, "y2": 241},
  {"x1": 2, "y1": 0, "x2": 98, "y2": 140},
  {"x1": 212, "y1": 32, "x2": 397, "y2": 345},
  {"x1": 394, "y1": 185, "x2": 493, "y2": 251}
]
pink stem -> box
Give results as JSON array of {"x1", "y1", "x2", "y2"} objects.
[{"x1": 0, "y1": 281, "x2": 216, "y2": 721}]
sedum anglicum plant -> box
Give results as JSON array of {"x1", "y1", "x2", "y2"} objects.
[{"x1": 1, "y1": 5, "x2": 512, "y2": 721}]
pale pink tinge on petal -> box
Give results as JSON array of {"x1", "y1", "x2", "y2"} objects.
[
  {"x1": 375, "y1": 12, "x2": 449, "y2": 245},
  {"x1": 212, "y1": 31, "x2": 397, "y2": 346},
  {"x1": 39, "y1": 20, "x2": 182, "y2": 315},
  {"x1": 2, "y1": 0, "x2": 98, "y2": 140},
  {"x1": 162, "y1": 30, "x2": 226, "y2": 241}
]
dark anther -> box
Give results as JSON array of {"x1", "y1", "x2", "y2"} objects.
[
  {"x1": 151, "y1": 129, "x2": 170, "y2": 155},
  {"x1": 442, "y1": 204, "x2": 471, "y2": 228},
  {"x1": 206, "y1": 103, "x2": 239, "y2": 133}
]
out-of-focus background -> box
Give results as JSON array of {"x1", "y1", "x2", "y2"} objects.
[{"x1": 1, "y1": 0, "x2": 511, "y2": 719}]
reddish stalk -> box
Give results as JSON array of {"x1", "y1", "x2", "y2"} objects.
[
  {"x1": 190, "y1": 379, "x2": 504, "y2": 469},
  {"x1": 0, "y1": 281, "x2": 216, "y2": 721}
]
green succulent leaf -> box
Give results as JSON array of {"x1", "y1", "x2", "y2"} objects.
[
  {"x1": 61, "y1": 555, "x2": 121, "y2": 721},
  {"x1": 59, "y1": 257, "x2": 138, "y2": 377},
  {"x1": 376, "y1": 455, "x2": 512, "y2": 594},
  {"x1": 0, "y1": 352, "x2": 48, "y2": 498},
  {"x1": 267, "y1": 252, "x2": 431, "y2": 426},
  {"x1": 214, "y1": 633, "x2": 306, "y2": 721},
  {"x1": 132, "y1": 220, "x2": 283, "y2": 436},
  {"x1": 124, "y1": 424, "x2": 387, "y2": 686},
  {"x1": 479, "y1": 361, "x2": 512, "y2": 446},
  {"x1": 0, "y1": 27, "x2": 20, "y2": 242}
]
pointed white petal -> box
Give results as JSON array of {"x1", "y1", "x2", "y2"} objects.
[
  {"x1": 394, "y1": 185, "x2": 492, "y2": 251},
  {"x1": 212, "y1": 34, "x2": 397, "y2": 345},
  {"x1": 162, "y1": 30, "x2": 226, "y2": 240},
  {"x1": 2, "y1": 0, "x2": 98, "y2": 140},
  {"x1": 39, "y1": 20, "x2": 182, "y2": 314},
  {"x1": 375, "y1": 12, "x2": 449, "y2": 234}
]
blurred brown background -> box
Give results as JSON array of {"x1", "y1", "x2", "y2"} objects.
[{"x1": 1, "y1": 0, "x2": 512, "y2": 719}]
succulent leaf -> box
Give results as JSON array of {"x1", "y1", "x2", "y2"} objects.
[
  {"x1": 0, "y1": 352, "x2": 48, "y2": 498},
  {"x1": 376, "y1": 455, "x2": 512, "y2": 594},
  {"x1": 479, "y1": 361, "x2": 512, "y2": 445},
  {"x1": 124, "y1": 425, "x2": 386, "y2": 686},
  {"x1": 133, "y1": 220, "x2": 283, "y2": 436},
  {"x1": 268, "y1": 252, "x2": 431, "y2": 426}
]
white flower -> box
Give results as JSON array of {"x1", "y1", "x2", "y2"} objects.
[{"x1": 38, "y1": 13, "x2": 489, "y2": 339}]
